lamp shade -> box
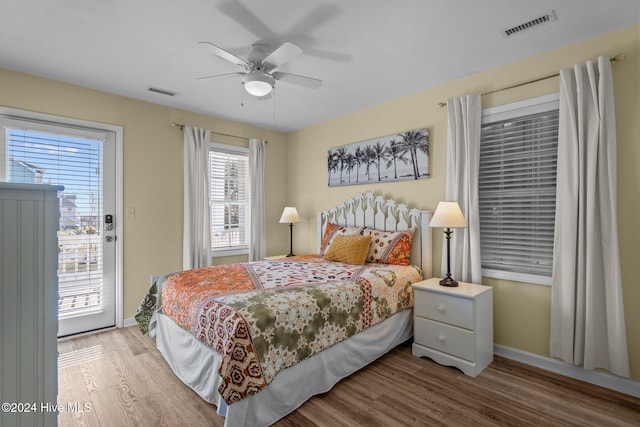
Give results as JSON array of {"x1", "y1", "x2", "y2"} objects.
[
  {"x1": 279, "y1": 207, "x2": 300, "y2": 223},
  {"x1": 429, "y1": 201, "x2": 467, "y2": 228}
]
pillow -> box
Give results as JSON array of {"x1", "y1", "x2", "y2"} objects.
[
  {"x1": 362, "y1": 227, "x2": 415, "y2": 265},
  {"x1": 319, "y1": 223, "x2": 364, "y2": 255},
  {"x1": 323, "y1": 234, "x2": 372, "y2": 265}
]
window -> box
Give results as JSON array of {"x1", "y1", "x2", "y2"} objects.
[
  {"x1": 478, "y1": 93, "x2": 559, "y2": 285},
  {"x1": 209, "y1": 143, "x2": 249, "y2": 256}
]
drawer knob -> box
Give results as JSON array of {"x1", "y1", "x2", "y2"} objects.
[
  {"x1": 437, "y1": 334, "x2": 445, "y2": 342},
  {"x1": 437, "y1": 304, "x2": 445, "y2": 312}
]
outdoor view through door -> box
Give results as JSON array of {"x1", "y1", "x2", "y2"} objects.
[{"x1": 1, "y1": 118, "x2": 116, "y2": 337}]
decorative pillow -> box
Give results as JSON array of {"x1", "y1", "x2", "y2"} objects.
[
  {"x1": 362, "y1": 227, "x2": 415, "y2": 265},
  {"x1": 323, "y1": 234, "x2": 372, "y2": 265},
  {"x1": 319, "y1": 223, "x2": 364, "y2": 255}
]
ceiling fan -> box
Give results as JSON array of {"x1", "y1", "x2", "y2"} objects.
[{"x1": 198, "y1": 41, "x2": 322, "y2": 97}]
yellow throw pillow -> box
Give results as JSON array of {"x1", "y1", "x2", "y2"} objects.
[
  {"x1": 324, "y1": 234, "x2": 372, "y2": 265},
  {"x1": 319, "y1": 223, "x2": 364, "y2": 255}
]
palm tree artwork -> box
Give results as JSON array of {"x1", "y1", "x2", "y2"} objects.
[
  {"x1": 327, "y1": 128, "x2": 428, "y2": 187},
  {"x1": 386, "y1": 139, "x2": 409, "y2": 180}
]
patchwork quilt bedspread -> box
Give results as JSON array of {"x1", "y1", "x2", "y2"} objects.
[{"x1": 136, "y1": 256, "x2": 422, "y2": 404}]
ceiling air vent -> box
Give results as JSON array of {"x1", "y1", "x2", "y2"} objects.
[
  {"x1": 502, "y1": 10, "x2": 557, "y2": 38},
  {"x1": 147, "y1": 86, "x2": 179, "y2": 97}
]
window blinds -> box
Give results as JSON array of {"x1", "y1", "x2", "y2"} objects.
[
  {"x1": 209, "y1": 147, "x2": 249, "y2": 252},
  {"x1": 5, "y1": 127, "x2": 105, "y2": 317},
  {"x1": 479, "y1": 109, "x2": 559, "y2": 278}
]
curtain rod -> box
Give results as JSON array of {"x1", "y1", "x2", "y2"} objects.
[
  {"x1": 437, "y1": 53, "x2": 626, "y2": 108},
  {"x1": 171, "y1": 122, "x2": 268, "y2": 143}
]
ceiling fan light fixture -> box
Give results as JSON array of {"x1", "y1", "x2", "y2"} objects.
[{"x1": 243, "y1": 72, "x2": 275, "y2": 97}]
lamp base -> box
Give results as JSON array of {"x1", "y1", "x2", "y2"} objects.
[
  {"x1": 439, "y1": 277, "x2": 459, "y2": 287},
  {"x1": 286, "y1": 222, "x2": 295, "y2": 258}
]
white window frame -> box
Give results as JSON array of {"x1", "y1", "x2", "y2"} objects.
[
  {"x1": 209, "y1": 142, "x2": 250, "y2": 258},
  {"x1": 479, "y1": 93, "x2": 559, "y2": 286}
]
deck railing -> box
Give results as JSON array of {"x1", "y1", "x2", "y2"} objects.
[{"x1": 57, "y1": 234, "x2": 103, "y2": 317}]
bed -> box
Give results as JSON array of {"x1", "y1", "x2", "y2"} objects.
[{"x1": 136, "y1": 192, "x2": 432, "y2": 426}]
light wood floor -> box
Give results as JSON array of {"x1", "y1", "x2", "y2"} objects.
[{"x1": 58, "y1": 326, "x2": 640, "y2": 426}]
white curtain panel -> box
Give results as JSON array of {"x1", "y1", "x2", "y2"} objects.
[
  {"x1": 249, "y1": 138, "x2": 266, "y2": 261},
  {"x1": 550, "y1": 57, "x2": 629, "y2": 377},
  {"x1": 183, "y1": 125, "x2": 212, "y2": 270},
  {"x1": 444, "y1": 94, "x2": 482, "y2": 284}
]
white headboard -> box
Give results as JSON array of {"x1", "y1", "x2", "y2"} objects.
[{"x1": 316, "y1": 192, "x2": 432, "y2": 279}]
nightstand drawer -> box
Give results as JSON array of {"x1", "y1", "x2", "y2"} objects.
[
  {"x1": 414, "y1": 290, "x2": 474, "y2": 329},
  {"x1": 414, "y1": 317, "x2": 476, "y2": 362}
]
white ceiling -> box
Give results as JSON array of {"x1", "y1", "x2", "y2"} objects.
[{"x1": 1, "y1": 1, "x2": 638, "y2": 133}]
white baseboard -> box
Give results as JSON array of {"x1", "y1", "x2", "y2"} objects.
[
  {"x1": 494, "y1": 344, "x2": 640, "y2": 398},
  {"x1": 123, "y1": 317, "x2": 137, "y2": 328}
]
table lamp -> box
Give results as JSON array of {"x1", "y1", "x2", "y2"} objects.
[
  {"x1": 279, "y1": 207, "x2": 300, "y2": 257},
  {"x1": 429, "y1": 201, "x2": 467, "y2": 287}
]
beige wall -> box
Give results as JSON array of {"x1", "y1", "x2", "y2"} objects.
[
  {"x1": 287, "y1": 25, "x2": 640, "y2": 380},
  {"x1": 0, "y1": 68, "x2": 291, "y2": 319}
]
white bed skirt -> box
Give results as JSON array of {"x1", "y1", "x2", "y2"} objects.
[{"x1": 154, "y1": 309, "x2": 413, "y2": 427}]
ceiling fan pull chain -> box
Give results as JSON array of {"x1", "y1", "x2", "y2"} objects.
[{"x1": 272, "y1": 87, "x2": 276, "y2": 126}]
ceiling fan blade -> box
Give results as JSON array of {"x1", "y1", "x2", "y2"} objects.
[
  {"x1": 263, "y1": 42, "x2": 302, "y2": 70},
  {"x1": 273, "y1": 72, "x2": 322, "y2": 89},
  {"x1": 197, "y1": 72, "x2": 244, "y2": 81},
  {"x1": 218, "y1": 1, "x2": 275, "y2": 40},
  {"x1": 288, "y1": 4, "x2": 340, "y2": 36},
  {"x1": 199, "y1": 41, "x2": 247, "y2": 67},
  {"x1": 303, "y1": 47, "x2": 352, "y2": 63}
]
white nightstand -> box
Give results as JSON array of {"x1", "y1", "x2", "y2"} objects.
[
  {"x1": 264, "y1": 254, "x2": 311, "y2": 260},
  {"x1": 263, "y1": 255, "x2": 288, "y2": 260},
  {"x1": 412, "y1": 278, "x2": 493, "y2": 377}
]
